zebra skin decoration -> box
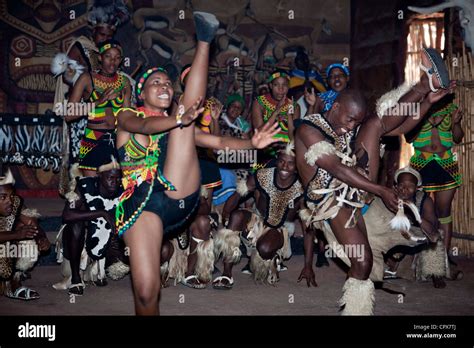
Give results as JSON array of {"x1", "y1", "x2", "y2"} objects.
[{"x1": 0, "y1": 113, "x2": 63, "y2": 172}]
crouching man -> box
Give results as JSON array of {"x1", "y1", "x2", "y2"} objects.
[
  {"x1": 0, "y1": 169, "x2": 50, "y2": 300},
  {"x1": 369, "y1": 167, "x2": 460, "y2": 288},
  {"x1": 214, "y1": 143, "x2": 303, "y2": 288},
  {"x1": 54, "y1": 158, "x2": 127, "y2": 296}
]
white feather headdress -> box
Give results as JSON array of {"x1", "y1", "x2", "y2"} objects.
[
  {"x1": 51, "y1": 53, "x2": 85, "y2": 85},
  {"x1": 280, "y1": 141, "x2": 296, "y2": 157}
]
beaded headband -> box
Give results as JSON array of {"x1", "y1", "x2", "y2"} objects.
[
  {"x1": 394, "y1": 166, "x2": 422, "y2": 187},
  {"x1": 136, "y1": 67, "x2": 168, "y2": 100},
  {"x1": 267, "y1": 72, "x2": 290, "y2": 83},
  {"x1": 99, "y1": 42, "x2": 123, "y2": 55}
]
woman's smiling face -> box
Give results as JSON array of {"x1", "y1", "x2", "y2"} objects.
[{"x1": 141, "y1": 71, "x2": 174, "y2": 109}]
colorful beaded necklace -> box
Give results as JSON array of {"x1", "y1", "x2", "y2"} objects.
[{"x1": 93, "y1": 71, "x2": 125, "y2": 93}]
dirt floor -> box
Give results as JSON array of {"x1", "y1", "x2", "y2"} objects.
[{"x1": 0, "y1": 198, "x2": 472, "y2": 316}]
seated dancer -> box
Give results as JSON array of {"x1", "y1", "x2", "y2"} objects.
[
  {"x1": 219, "y1": 94, "x2": 251, "y2": 139},
  {"x1": 251, "y1": 70, "x2": 300, "y2": 165},
  {"x1": 212, "y1": 143, "x2": 302, "y2": 289},
  {"x1": 305, "y1": 63, "x2": 350, "y2": 116},
  {"x1": 66, "y1": 39, "x2": 131, "y2": 177},
  {"x1": 296, "y1": 48, "x2": 454, "y2": 315},
  {"x1": 216, "y1": 93, "x2": 251, "y2": 199},
  {"x1": 114, "y1": 12, "x2": 279, "y2": 315},
  {"x1": 408, "y1": 94, "x2": 463, "y2": 257},
  {"x1": 55, "y1": 158, "x2": 124, "y2": 296},
  {"x1": 0, "y1": 169, "x2": 50, "y2": 300},
  {"x1": 172, "y1": 69, "x2": 277, "y2": 289},
  {"x1": 373, "y1": 167, "x2": 460, "y2": 289}
]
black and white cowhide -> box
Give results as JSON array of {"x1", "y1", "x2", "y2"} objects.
[{"x1": 78, "y1": 177, "x2": 119, "y2": 260}]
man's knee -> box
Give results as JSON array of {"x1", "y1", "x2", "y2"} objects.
[
  {"x1": 228, "y1": 210, "x2": 247, "y2": 229},
  {"x1": 67, "y1": 224, "x2": 85, "y2": 240},
  {"x1": 161, "y1": 240, "x2": 174, "y2": 264},
  {"x1": 351, "y1": 248, "x2": 373, "y2": 279},
  {"x1": 190, "y1": 215, "x2": 211, "y2": 240},
  {"x1": 257, "y1": 230, "x2": 282, "y2": 260},
  {"x1": 256, "y1": 241, "x2": 275, "y2": 260}
]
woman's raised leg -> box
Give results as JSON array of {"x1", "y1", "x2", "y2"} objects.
[{"x1": 165, "y1": 13, "x2": 219, "y2": 199}]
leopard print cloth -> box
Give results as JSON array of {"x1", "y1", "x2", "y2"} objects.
[
  {"x1": 0, "y1": 195, "x2": 21, "y2": 280},
  {"x1": 255, "y1": 167, "x2": 302, "y2": 228},
  {"x1": 301, "y1": 114, "x2": 354, "y2": 203}
]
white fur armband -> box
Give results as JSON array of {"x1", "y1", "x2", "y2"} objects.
[
  {"x1": 236, "y1": 178, "x2": 249, "y2": 196},
  {"x1": 298, "y1": 208, "x2": 312, "y2": 224},
  {"x1": 67, "y1": 163, "x2": 82, "y2": 195},
  {"x1": 376, "y1": 83, "x2": 413, "y2": 119},
  {"x1": 304, "y1": 141, "x2": 336, "y2": 166},
  {"x1": 200, "y1": 185, "x2": 209, "y2": 199},
  {"x1": 65, "y1": 191, "x2": 80, "y2": 206}
]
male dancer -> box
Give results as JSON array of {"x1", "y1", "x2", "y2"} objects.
[
  {"x1": 295, "y1": 49, "x2": 455, "y2": 314},
  {"x1": 0, "y1": 169, "x2": 49, "y2": 300},
  {"x1": 58, "y1": 159, "x2": 123, "y2": 295},
  {"x1": 213, "y1": 143, "x2": 302, "y2": 288}
]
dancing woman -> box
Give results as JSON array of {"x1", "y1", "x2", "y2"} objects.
[{"x1": 115, "y1": 12, "x2": 279, "y2": 315}]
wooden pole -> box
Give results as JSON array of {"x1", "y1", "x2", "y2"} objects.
[{"x1": 450, "y1": 44, "x2": 474, "y2": 257}]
